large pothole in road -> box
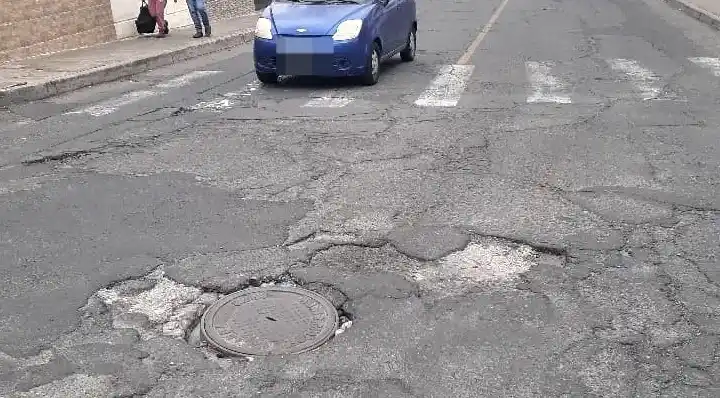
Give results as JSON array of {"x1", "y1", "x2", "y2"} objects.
[
  {"x1": 88, "y1": 267, "x2": 351, "y2": 359},
  {"x1": 410, "y1": 236, "x2": 544, "y2": 296}
]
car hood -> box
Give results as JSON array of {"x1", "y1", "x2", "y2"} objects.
[{"x1": 269, "y1": 2, "x2": 373, "y2": 36}]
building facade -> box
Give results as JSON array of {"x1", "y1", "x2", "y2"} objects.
[{"x1": 1, "y1": 0, "x2": 257, "y2": 63}]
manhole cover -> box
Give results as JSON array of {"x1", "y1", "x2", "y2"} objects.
[{"x1": 200, "y1": 286, "x2": 339, "y2": 356}]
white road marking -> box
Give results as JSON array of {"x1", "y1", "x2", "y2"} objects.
[
  {"x1": 190, "y1": 98, "x2": 235, "y2": 112},
  {"x1": 65, "y1": 70, "x2": 223, "y2": 116},
  {"x1": 457, "y1": 0, "x2": 512, "y2": 65},
  {"x1": 14, "y1": 118, "x2": 34, "y2": 126},
  {"x1": 302, "y1": 91, "x2": 354, "y2": 107},
  {"x1": 414, "y1": 65, "x2": 475, "y2": 107},
  {"x1": 190, "y1": 80, "x2": 263, "y2": 112},
  {"x1": 607, "y1": 59, "x2": 662, "y2": 100},
  {"x1": 66, "y1": 90, "x2": 156, "y2": 116},
  {"x1": 155, "y1": 70, "x2": 222, "y2": 89},
  {"x1": 224, "y1": 80, "x2": 261, "y2": 97},
  {"x1": 526, "y1": 61, "x2": 572, "y2": 104},
  {"x1": 688, "y1": 57, "x2": 720, "y2": 76}
]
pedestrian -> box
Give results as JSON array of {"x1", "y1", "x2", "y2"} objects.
[
  {"x1": 148, "y1": 0, "x2": 168, "y2": 37},
  {"x1": 186, "y1": 0, "x2": 211, "y2": 38}
]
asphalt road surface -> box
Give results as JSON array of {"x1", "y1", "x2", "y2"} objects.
[{"x1": 1, "y1": 0, "x2": 720, "y2": 396}]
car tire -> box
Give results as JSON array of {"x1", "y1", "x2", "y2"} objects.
[
  {"x1": 360, "y1": 42, "x2": 381, "y2": 86},
  {"x1": 256, "y1": 71, "x2": 278, "y2": 84},
  {"x1": 400, "y1": 28, "x2": 416, "y2": 62}
]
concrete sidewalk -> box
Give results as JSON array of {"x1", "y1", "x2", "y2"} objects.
[
  {"x1": 665, "y1": 0, "x2": 720, "y2": 30},
  {"x1": 0, "y1": 14, "x2": 258, "y2": 106}
]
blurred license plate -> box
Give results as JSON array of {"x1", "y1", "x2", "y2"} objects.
[
  {"x1": 276, "y1": 36, "x2": 333, "y2": 54},
  {"x1": 276, "y1": 54, "x2": 332, "y2": 75}
]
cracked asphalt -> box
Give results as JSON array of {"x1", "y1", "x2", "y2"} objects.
[{"x1": 1, "y1": 0, "x2": 720, "y2": 396}]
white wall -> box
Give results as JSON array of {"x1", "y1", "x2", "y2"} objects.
[{"x1": 110, "y1": 0, "x2": 194, "y2": 39}]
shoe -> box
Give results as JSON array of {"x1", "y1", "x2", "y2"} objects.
[
  {"x1": 204, "y1": 26, "x2": 211, "y2": 37},
  {"x1": 163, "y1": 20, "x2": 169, "y2": 35},
  {"x1": 193, "y1": 30, "x2": 203, "y2": 38}
]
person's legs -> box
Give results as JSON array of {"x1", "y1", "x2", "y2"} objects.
[
  {"x1": 195, "y1": 0, "x2": 211, "y2": 36},
  {"x1": 149, "y1": 0, "x2": 166, "y2": 36},
  {"x1": 162, "y1": 0, "x2": 169, "y2": 34},
  {"x1": 186, "y1": 0, "x2": 203, "y2": 38}
]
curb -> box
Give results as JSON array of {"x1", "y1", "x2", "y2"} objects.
[
  {"x1": 664, "y1": 0, "x2": 720, "y2": 31},
  {"x1": 0, "y1": 28, "x2": 255, "y2": 106}
]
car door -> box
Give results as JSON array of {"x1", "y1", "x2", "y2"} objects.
[
  {"x1": 397, "y1": 0, "x2": 415, "y2": 37},
  {"x1": 378, "y1": 0, "x2": 403, "y2": 54}
]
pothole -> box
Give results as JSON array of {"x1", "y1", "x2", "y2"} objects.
[
  {"x1": 411, "y1": 236, "x2": 542, "y2": 295},
  {"x1": 94, "y1": 268, "x2": 211, "y2": 341},
  {"x1": 85, "y1": 266, "x2": 352, "y2": 361}
]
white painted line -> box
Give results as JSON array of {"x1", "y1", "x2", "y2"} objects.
[
  {"x1": 224, "y1": 80, "x2": 261, "y2": 98},
  {"x1": 190, "y1": 98, "x2": 235, "y2": 112},
  {"x1": 155, "y1": 70, "x2": 222, "y2": 89},
  {"x1": 66, "y1": 90, "x2": 156, "y2": 116},
  {"x1": 190, "y1": 80, "x2": 263, "y2": 112},
  {"x1": 302, "y1": 91, "x2": 354, "y2": 108},
  {"x1": 526, "y1": 61, "x2": 572, "y2": 104},
  {"x1": 689, "y1": 57, "x2": 720, "y2": 76},
  {"x1": 414, "y1": 65, "x2": 475, "y2": 107},
  {"x1": 607, "y1": 59, "x2": 662, "y2": 100},
  {"x1": 457, "y1": 0, "x2": 512, "y2": 65},
  {"x1": 65, "y1": 70, "x2": 223, "y2": 117}
]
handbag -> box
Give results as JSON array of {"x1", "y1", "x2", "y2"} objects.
[{"x1": 135, "y1": 0, "x2": 157, "y2": 34}]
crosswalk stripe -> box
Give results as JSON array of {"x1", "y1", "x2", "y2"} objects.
[
  {"x1": 414, "y1": 65, "x2": 474, "y2": 107},
  {"x1": 223, "y1": 80, "x2": 261, "y2": 97},
  {"x1": 526, "y1": 61, "x2": 572, "y2": 104},
  {"x1": 607, "y1": 59, "x2": 662, "y2": 100},
  {"x1": 65, "y1": 70, "x2": 223, "y2": 116},
  {"x1": 303, "y1": 97, "x2": 353, "y2": 107},
  {"x1": 63, "y1": 57, "x2": 720, "y2": 117},
  {"x1": 155, "y1": 70, "x2": 222, "y2": 89},
  {"x1": 190, "y1": 98, "x2": 235, "y2": 112},
  {"x1": 689, "y1": 57, "x2": 720, "y2": 76},
  {"x1": 188, "y1": 79, "x2": 263, "y2": 112},
  {"x1": 302, "y1": 89, "x2": 354, "y2": 107},
  {"x1": 66, "y1": 90, "x2": 156, "y2": 116}
]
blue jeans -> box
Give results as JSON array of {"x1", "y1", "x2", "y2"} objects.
[{"x1": 186, "y1": 0, "x2": 210, "y2": 31}]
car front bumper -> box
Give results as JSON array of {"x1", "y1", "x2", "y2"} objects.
[{"x1": 254, "y1": 35, "x2": 370, "y2": 77}]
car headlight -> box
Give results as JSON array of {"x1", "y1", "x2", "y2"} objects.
[
  {"x1": 255, "y1": 17, "x2": 273, "y2": 39},
  {"x1": 332, "y1": 19, "x2": 362, "y2": 41}
]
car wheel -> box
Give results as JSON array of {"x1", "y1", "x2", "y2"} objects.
[
  {"x1": 256, "y1": 71, "x2": 278, "y2": 84},
  {"x1": 400, "y1": 29, "x2": 416, "y2": 62},
  {"x1": 360, "y1": 42, "x2": 381, "y2": 86}
]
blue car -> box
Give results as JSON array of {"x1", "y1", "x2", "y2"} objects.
[{"x1": 253, "y1": 0, "x2": 417, "y2": 85}]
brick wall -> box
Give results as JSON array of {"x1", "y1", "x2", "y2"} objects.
[
  {"x1": 206, "y1": 0, "x2": 257, "y2": 21},
  {"x1": 0, "y1": 0, "x2": 116, "y2": 62},
  {"x1": 0, "y1": 0, "x2": 258, "y2": 63}
]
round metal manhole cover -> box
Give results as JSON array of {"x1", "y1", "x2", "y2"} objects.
[{"x1": 200, "y1": 286, "x2": 339, "y2": 356}]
